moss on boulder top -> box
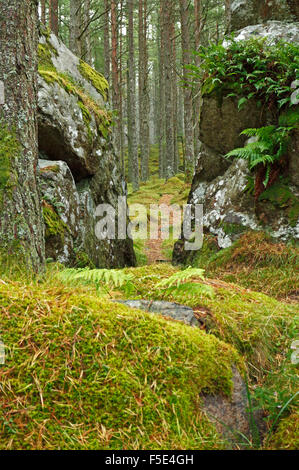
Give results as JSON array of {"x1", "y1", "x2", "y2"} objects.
[
  {"x1": 36, "y1": 31, "x2": 136, "y2": 269},
  {"x1": 0, "y1": 276, "x2": 241, "y2": 450}
]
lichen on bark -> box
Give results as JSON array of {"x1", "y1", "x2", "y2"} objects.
[{"x1": 0, "y1": 0, "x2": 45, "y2": 272}]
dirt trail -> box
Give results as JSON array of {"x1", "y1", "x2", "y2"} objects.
[{"x1": 145, "y1": 194, "x2": 181, "y2": 264}]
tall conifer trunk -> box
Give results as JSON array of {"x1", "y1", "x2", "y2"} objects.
[{"x1": 0, "y1": 0, "x2": 45, "y2": 271}]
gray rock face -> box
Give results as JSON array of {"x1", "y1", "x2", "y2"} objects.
[
  {"x1": 115, "y1": 300, "x2": 199, "y2": 327},
  {"x1": 230, "y1": 1, "x2": 298, "y2": 32},
  {"x1": 38, "y1": 34, "x2": 107, "y2": 181},
  {"x1": 199, "y1": 94, "x2": 273, "y2": 156},
  {"x1": 173, "y1": 21, "x2": 299, "y2": 263},
  {"x1": 38, "y1": 160, "x2": 80, "y2": 264},
  {"x1": 231, "y1": 20, "x2": 299, "y2": 45},
  {"x1": 193, "y1": 143, "x2": 231, "y2": 187},
  {"x1": 37, "y1": 33, "x2": 136, "y2": 268},
  {"x1": 202, "y1": 366, "x2": 266, "y2": 448},
  {"x1": 289, "y1": 131, "x2": 299, "y2": 188},
  {"x1": 186, "y1": 159, "x2": 299, "y2": 251}
]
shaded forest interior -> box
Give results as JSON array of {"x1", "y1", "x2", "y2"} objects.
[{"x1": 41, "y1": 0, "x2": 232, "y2": 188}]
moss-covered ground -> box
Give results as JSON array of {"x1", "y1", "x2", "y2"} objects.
[
  {"x1": 125, "y1": 149, "x2": 298, "y2": 450},
  {"x1": 0, "y1": 271, "x2": 243, "y2": 450}
]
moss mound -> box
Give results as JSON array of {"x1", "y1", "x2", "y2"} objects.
[
  {"x1": 122, "y1": 264, "x2": 298, "y2": 381},
  {"x1": 267, "y1": 411, "x2": 299, "y2": 450},
  {"x1": 190, "y1": 231, "x2": 299, "y2": 300},
  {"x1": 0, "y1": 277, "x2": 242, "y2": 450}
]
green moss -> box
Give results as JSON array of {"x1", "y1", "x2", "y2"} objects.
[
  {"x1": 38, "y1": 44, "x2": 54, "y2": 70},
  {"x1": 122, "y1": 262, "x2": 298, "y2": 379},
  {"x1": 190, "y1": 231, "x2": 299, "y2": 300},
  {"x1": 0, "y1": 277, "x2": 241, "y2": 450},
  {"x1": 0, "y1": 123, "x2": 21, "y2": 207},
  {"x1": 267, "y1": 411, "x2": 299, "y2": 450},
  {"x1": 78, "y1": 60, "x2": 109, "y2": 101},
  {"x1": 39, "y1": 164, "x2": 60, "y2": 174},
  {"x1": 220, "y1": 222, "x2": 247, "y2": 236},
  {"x1": 77, "y1": 101, "x2": 93, "y2": 142},
  {"x1": 42, "y1": 203, "x2": 68, "y2": 242},
  {"x1": 38, "y1": 67, "x2": 111, "y2": 137},
  {"x1": 259, "y1": 181, "x2": 299, "y2": 227},
  {"x1": 73, "y1": 250, "x2": 96, "y2": 269}
]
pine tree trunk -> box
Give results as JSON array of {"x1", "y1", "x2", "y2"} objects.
[
  {"x1": 171, "y1": 19, "x2": 179, "y2": 174},
  {"x1": 104, "y1": 0, "x2": 111, "y2": 82},
  {"x1": 0, "y1": 0, "x2": 45, "y2": 271},
  {"x1": 40, "y1": 0, "x2": 46, "y2": 25},
  {"x1": 83, "y1": 0, "x2": 92, "y2": 64},
  {"x1": 163, "y1": 0, "x2": 175, "y2": 179},
  {"x1": 225, "y1": 0, "x2": 232, "y2": 34},
  {"x1": 180, "y1": 0, "x2": 194, "y2": 182},
  {"x1": 119, "y1": 0, "x2": 125, "y2": 175},
  {"x1": 193, "y1": 0, "x2": 202, "y2": 163},
  {"x1": 158, "y1": 5, "x2": 166, "y2": 178},
  {"x1": 139, "y1": 0, "x2": 150, "y2": 182},
  {"x1": 111, "y1": 0, "x2": 121, "y2": 157},
  {"x1": 69, "y1": 0, "x2": 81, "y2": 57},
  {"x1": 127, "y1": 0, "x2": 139, "y2": 191},
  {"x1": 49, "y1": 0, "x2": 59, "y2": 36}
]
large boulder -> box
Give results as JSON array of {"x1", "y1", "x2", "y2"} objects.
[
  {"x1": 37, "y1": 31, "x2": 136, "y2": 268},
  {"x1": 186, "y1": 159, "x2": 299, "y2": 250},
  {"x1": 173, "y1": 21, "x2": 299, "y2": 263},
  {"x1": 230, "y1": 0, "x2": 298, "y2": 32},
  {"x1": 231, "y1": 20, "x2": 299, "y2": 44},
  {"x1": 199, "y1": 94, "x2": 274, "y2": 156}
]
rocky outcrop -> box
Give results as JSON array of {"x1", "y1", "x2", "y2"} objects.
[
  {"x1": 230, "y1": 20, "x2": 299, "y2": 44},
  {"x1": 173, "y1": 21, "x2": 299, "y2": 263},
  {"x1": 230, "y1": 0, "x2": 299, "y2": 32},
  {"x1": 115, "y1": 299, "x2": 265, "y2": 446},
  {"x1": 115, "y1": 300, "x2": 200, "y2": 327},
  {"x1": 199, "y1": 93, "x2": 275, "y2": 156},
  {"x1": 37, "y1": 30, "x2": 136, "y2": 268},
  {"x1": 202, "y1": 366, "x2": 266, "y2": 447}
]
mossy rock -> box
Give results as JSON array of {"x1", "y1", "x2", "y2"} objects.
[
  {"x1": 0, "y1": 277, "x2": 242, "y2": 450},
  {"x1": 267, "y1": 411, "x2": 299, "y2": 450},
  {"x1": 259, "y1": 181, "x2": 299, "y2": 228},
  {"x1": 78, "y1": 60, "x2": 109, "y2": 102},
  {"x1": 42, "y1": 202, "x2": 69, "y2": 242}
]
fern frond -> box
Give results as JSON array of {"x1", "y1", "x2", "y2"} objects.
[
  {"x1": 165, "y1": 282, "x2": 215, "y2": 301},
  {"x1": 157, "y1": 267, "x2": 205, "y2": 288},
  {"x1": 57, "y1": 268, "x2": 134, "y2": 289}
]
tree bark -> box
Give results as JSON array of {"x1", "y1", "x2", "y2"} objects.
[
  {"x1": 83, "y1": 0, "x2": 92, "y2": 64},
  {"x1": 40, "y1": 0, "x2": 46, "y2": 25},
  {"x1": 111, "y1": 0, "x2": 121, "y2": 157},
  {"x1": 0, "y1": 0, "x2": 45, "y2": 271},
  {"x1": 104, "y1": 0, "x2": 111, "y2": 82},
  {"x1": 180, "y1": 0, "x2": 194, "y2": 182},
  {"x1": 69, "y1": 0, "x2": 82, "y2": 57},
  {"x1": 139, "y1": 0, "x2": 150, "y2": 181},
  {"x1": 158, "y1": 4, "x2": 166, "y2": 178},
  {"x1": 193, "y1": 0, "x2": 202, "y2": 162},
  {"x1": 49, "y1": 0, "x2": 59, "y2": 36},
  {"x1": 163, "y1": 0, "x2": 175, "y2": 179},
  {"x1": 225, "y1": 0, "x2": 231, "y2": 34},
  {"x1": 127, "y1": 0, "x2": 139, "y2": 191}
]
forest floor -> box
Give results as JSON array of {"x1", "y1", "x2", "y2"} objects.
[
  {"x1": 144, "y1": 193, "x2": 182, "y2": 264},
  {"x1": 0, "y1": 147, "x2": 298, "y2": 450}
]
